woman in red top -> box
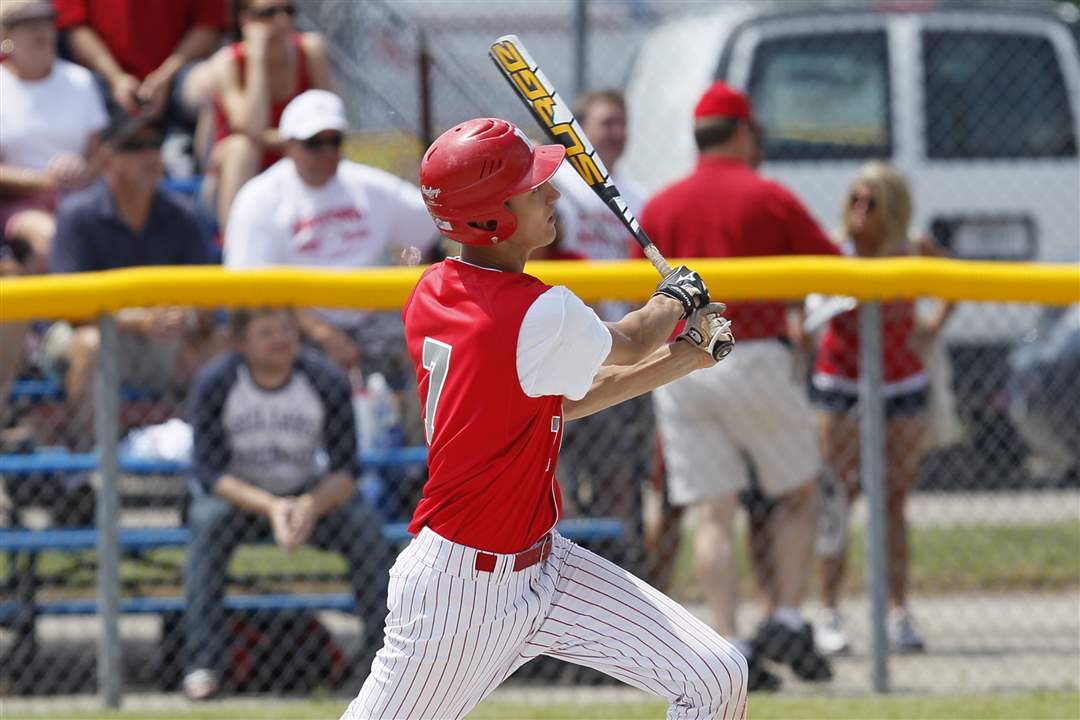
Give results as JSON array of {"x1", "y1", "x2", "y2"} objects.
[
  {"x1": 811, "y1": 162, "x2": 952, "y2": 656},
  {"x1": 202, "y1": 0, "x2": 332, "y2": 231}
]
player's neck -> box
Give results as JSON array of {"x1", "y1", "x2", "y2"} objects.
[{"x1": 459, "y1": 244, "x2": 528, "y2": 274}]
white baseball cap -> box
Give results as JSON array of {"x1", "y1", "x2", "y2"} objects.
[{"x1": 279, "y1": 90, "x2": 348, "y2": 141}]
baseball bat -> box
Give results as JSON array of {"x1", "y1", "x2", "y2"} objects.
[
  {"x1": 488, "y1": 34, "x2": 672, "y2": 278},
  {"x1": 489, "y1": 34, "x2": 733, "y2": 360}
]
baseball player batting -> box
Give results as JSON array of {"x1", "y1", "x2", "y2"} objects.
[{"x1": 340, "y1": 118, "x2": 745, "y2": 720}]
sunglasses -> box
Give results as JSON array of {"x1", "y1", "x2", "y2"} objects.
[
  {"x1": 301, "y1": 133, "x2": 344, "y2": 151},
  {"x1": 848, "y1": 191, "x2": 877, "y2": 211},
  {"x1": 249, "y1": 3, "x2": 296, "y2": 19},
  {"x1": 115, "y1": 136, "x2": 164, "y2": 153}
]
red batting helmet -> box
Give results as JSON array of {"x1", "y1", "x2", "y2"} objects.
[{"x1": 419, "y1": 118, "x2": 565, "y2": 245}]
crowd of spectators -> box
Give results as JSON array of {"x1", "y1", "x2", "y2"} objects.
[
  {"x1": 0, "y1": 1, "x2": 443, "y2": 699},
  {"x1": 1, "y1": 0, "x2": 951, "y2": 702}
]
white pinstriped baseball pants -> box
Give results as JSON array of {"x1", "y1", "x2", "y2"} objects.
[{"x1": 340, "y1": 527, "x2": 747, "y2": 720}]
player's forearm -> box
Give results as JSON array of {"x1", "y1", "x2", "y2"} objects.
[
  {"x1": 159, "y1": 26, "x2": 220, "y2": 77},
  {"x1": 0, "y1": 165, "x2": 54, "y2": 194},
  {"x1": 66, "y1": 26, "x2": 126, "y2": 83},
  {"x1": 565, "y1": 341, "x2": 708, "y2": 421},
  {"x1": 302, "y1": 471, "x2": 356, "y2": 517},
  {"x1": 603, "y1": 295, "x2": 682, "y2": 366},
  {"x1": 213, "y1": 474, "x2": 279, "y2": 517},
  {"x1": 232, "y1": 51, "x2": 272, "y2": 137}
]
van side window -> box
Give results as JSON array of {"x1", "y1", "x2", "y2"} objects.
[
  {"x1": 746, "y1": 32, "x2": 890, "y2": 161},
  {"x1": 924, "y1": 31, "x2": 1078, "y2": 159}
]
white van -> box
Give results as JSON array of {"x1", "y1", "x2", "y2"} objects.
[{"x1": 622, "y1": 0, "x2": 1080, "y2": 464}]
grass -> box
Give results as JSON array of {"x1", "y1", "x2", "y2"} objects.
[
  {"x1": 670, "y1": 521, "x2": 1080, "y2": 601},
  {"x1": 5, "y1": 691, "x2": 1078, "y2": 719}
]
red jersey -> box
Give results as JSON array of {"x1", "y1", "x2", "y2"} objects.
[
  {"x1": 212, "y1": 34, "x2": 312, "y2": 169},
  {"x1": 814, "y1": 300, "x2": 927, "y2": 395},
  {"x1": 403, "y1": 260, "x2": 566, "y2": 553},
  {"x1": 639, "y1": 156, "x2": 839, "y2": 340},
  {"x1": 56, "y1": 0, "x2": 227, "y2": 81}
]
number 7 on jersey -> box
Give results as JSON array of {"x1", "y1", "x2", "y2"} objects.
[{"x1": 421, "y1": 337, "x2": 452, "y2": 444}]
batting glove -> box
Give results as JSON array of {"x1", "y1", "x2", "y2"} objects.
[
  {"x1": 654, "y1": 265, "x2": 710, "y2": 318},
  {"x1": 678, "y1": 302, "x2": 735, "y2": 361}
]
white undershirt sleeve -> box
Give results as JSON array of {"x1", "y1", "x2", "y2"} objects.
[{"x1": 517, "y1": 286, "x2": 612, "y2": 400}]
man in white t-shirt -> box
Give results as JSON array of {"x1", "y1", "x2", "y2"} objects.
[
  {"x1": 0, "y1": 0, "x2": 107, "y2": 269},
  {"x1": 225, "y1": 89, "x2": 437, "y2": 385},
  {"x1": 0, "y1": 0, "x2": 107, "y2": 428},
  {"x1": 552, "y1": 89, "x2": 644, "y2": 268},
  {"x1": 550, "y1": 90, "x2": 651, "y2": 575}
]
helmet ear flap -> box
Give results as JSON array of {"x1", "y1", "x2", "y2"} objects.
[{"x1": 464, "y1": 204, "x2": 518, "y2": 244}]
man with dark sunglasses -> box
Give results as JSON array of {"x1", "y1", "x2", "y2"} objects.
[
  {"x1": 225, "y1": 90, "x2": 437, "y2": 385},
  {"x1": 45, "y1": 113, "x2": 219, "y2": 451}
]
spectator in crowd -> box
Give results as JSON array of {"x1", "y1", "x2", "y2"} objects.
[
  {"x1": 0, "y1": 241, "x2": 29, "y2": 441},
  {"x1": 812, "y1": 162, "x2": 953, "y2": 655},
  {"x1": 548, "y1": 89, "x2": 652, "y2": 575},
  {"x1": 45, "y1": 114, "x2": 220, "y2": 450},
  {"x1": 189, "y1": 0, "x2": 332, "y2": 232},
  {"x1": 55, "y1": 0, "x2": 225, "y2": 121},
  {"x1": 0, "y1": 0, "x2": 106, "y2": 437},
  {"x1": 224, "y1": 89, "x2": 436, "y2": 387},
  {"x1": 183, "y1": 307, "x2": 389, "y2": 701},
  {"x1": 552, "y1": 90, "x2": 645, "y2": 268},
  {"x1": 639, "y1": 81, "x2": 839, "y2": 690},
  {"x1": 1, "y1": 0, "x2": 107, "y2": 273}
]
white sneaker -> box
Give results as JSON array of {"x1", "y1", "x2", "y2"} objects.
[
  {"x1": 890, "y1": 609, "x2": 926, "y2": 653},
  {"x1": 183, "y1": 668, "x2": 219, "y2": 701},
  {"x1": 815, "y1": 610, "x2": 850, "y2": 655}
]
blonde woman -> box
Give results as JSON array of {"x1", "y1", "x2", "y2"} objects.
[{"x1": 811, "y1": 162, "x2": 952, "y2": 654}]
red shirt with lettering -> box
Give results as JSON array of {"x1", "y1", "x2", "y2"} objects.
[
  {"x1": 638, "y1": 156, "x2": 840, "y2": 340},
  {"x1": 404, "y1": 260, "x2": 566, "y2": 553},
  {"x1": 56, "y1": 0, "x2": 227, "y2": 80}
]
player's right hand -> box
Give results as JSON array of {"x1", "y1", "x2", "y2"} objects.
[
  {"x1": 677, "y1": 302, "x2": 735, "y2": 361},
  {"x1": 654, "y1": 265, "x2": 710, "y2": 318}
]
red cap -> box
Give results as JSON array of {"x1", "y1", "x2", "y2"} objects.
[{"x1": 694, "y1": 82, "x2": 752, "y2": 122}]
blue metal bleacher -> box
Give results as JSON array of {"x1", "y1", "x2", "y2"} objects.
[
  {"x1": 0, "y1": 446, "x2": 429, "y2": 476},
  {"x1": 0, "y1": 517, "x2": 625, "y2": 624}
]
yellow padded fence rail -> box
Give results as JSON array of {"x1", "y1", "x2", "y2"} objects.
[{"x1": 1, "y1": 257, "x2": 1077, "y2": 322}]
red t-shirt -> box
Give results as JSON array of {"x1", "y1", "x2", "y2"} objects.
[
  {"x1": 814, "y1": 300, "x2": 926, "y2": 392},
  {"x1": 212, "y1": 34, "x2": 312, "y2": 168},
  {"x1": 638, "y1": 155, "x2": 840, "y2": 340},
  {"x1": 56, "y1": 0, "x2": 228, "y2": 80},
  {"x1": 403, "y1": 260, "x2": 566, "y2": 554}
]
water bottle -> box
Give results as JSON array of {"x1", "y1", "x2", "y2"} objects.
[{"x1": 354, "y1": 372, "x2": 402, "y2": 516}]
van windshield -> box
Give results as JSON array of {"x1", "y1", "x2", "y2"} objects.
[
  {"x1": 745, "y1": 31, "x2": 891, "y2": 161},
  {"x1": 923, "y1": 31, "x2": 1078, "y2": 159}
]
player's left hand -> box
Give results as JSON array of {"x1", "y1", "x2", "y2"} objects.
[
  {"x1": 654, "y1": 265, "x2": 710, "y2": 318},
  {"x1": 677, "y1": 302, "x2": 735, "y2": 361}
]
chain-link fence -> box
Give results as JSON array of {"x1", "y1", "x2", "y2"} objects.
[
  {"x1": 3, "y1": 282, "x2": 1077, "y2": 710},
  {"x1": 2, "y1": 0, "x2": 1078, "y2": 715}
]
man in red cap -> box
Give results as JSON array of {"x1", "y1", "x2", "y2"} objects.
[
  {"x1": 639, "y1": 82, "x2": 840, "y2": 691},
  {"x1": 340, "y1": 117, "x2": 747, "y2": 720}
]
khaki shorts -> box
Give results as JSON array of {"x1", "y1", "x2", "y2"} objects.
[
  {"x1": 42, "y1": 322, "x2": 181, "y2": 393},
  {"x1": 653, "y1": 339, "x2": 821, "y2": 506}
]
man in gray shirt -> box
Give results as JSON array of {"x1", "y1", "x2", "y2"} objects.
[{"x1": 183, "y1": 307, "x2": 389, "y2": 700}]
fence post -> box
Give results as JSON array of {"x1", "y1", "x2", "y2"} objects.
[
  {"x1": 573, "y1": 0, "x2": 588, "y2": 101},
  {"x1": 417, "y1": 27, "x2": 434, "y2": 147},
  {"x1": 95, "y1": 313, "x2": 122, "y2": 707},
  {"x1": 859, "y1": 301, "x2": 889, "y2": 692}
]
